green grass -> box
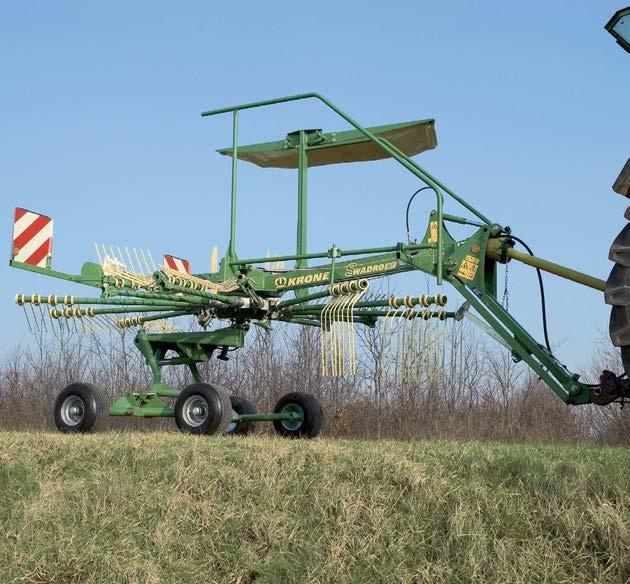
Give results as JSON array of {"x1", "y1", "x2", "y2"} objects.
[{"x1": 0, "y1": 432, "x2": 629, "y2": 583}]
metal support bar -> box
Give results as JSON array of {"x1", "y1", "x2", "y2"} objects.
[
  {"x1": 188, "y1": 362, "x2": 203, "y2": 383},
  {"x1": 443, "y1": 213, "x2": 484, "y2": 227},
  {"x1": 296, "y1": 131, "x2": 308, "y2": 270},
  {"x1": 288, "y1": 309, "x2": 454, "y2": 319},
  {"x1": 114, "y1": 289, "x2": 211, "y2": 305},
  {"x1": 157, "y1": 356, "x2": 195, "y2": 366},
  {"x1": 351, "y1": 309, "x2": 454, "y2": 318},
  {"x1": 228, "y1": 109, "x2": 239, "y2": 260},
  {"x1": 129, "y1": 310, "x2": 191, "y2": 325},
  {"x1": 230, "y1": 242, "x2": 434, "y2": 267},
  {"x1": 289, "y1": 297, "x2": 447, "y2": 312},
  {"x1": 277, "y1": 288, "x2": 333, "y2": 309},
  {"x1": 134, "y1": 330, "x2": 162, "y2": 387},
  {"x1": 450, "y1": 278, "x2": 589, "y2": 404},
  {"x1": 161, "y1": 282, "x2": 244, "y2": 306},
  {"x1": 279, "y1": 317, "x2": 321, "y2": 327},
  {"x1": 85, "y1": 306, "x2": 189, "y2": 315},
  {"x1": 234, "y1": 412, "x2": 303, "y2": 423},
  {"x1": 17, "y1": 295, "x2": 192, "y2": 308},
  {"x1": 154, "y1": 388, "x2": 181, "y2": 398},
  {"x1": 380, "y1": 139, "x2": 444, "y2": 284},
  {"x1": 10, "y1": 260, "x2": 102, "y2": 287}
]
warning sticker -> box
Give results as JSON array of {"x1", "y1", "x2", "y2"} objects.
[
  {"x1": 457, "y1": 255, "x2": 480, "y2": 280},
  {"x1": 427, "y1": 221, "x2": 438, "y2": 243}
]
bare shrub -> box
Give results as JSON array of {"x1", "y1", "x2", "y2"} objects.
[{"x1": 1, "y1": 322, "x2": 628, "y2": 444}]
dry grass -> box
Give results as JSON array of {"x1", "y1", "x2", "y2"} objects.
[{"x1": 0, "y1": 431, "x2": 629, "y2": 583}]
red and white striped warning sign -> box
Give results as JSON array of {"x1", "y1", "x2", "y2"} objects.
[
  {"x1": 12, "y1": 208, "x2": 53, "y2": 268},
  {"x1": 163, "y1": 254, "x2": 191, "y2": 274}
]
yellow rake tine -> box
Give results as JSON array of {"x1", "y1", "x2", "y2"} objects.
[
  {"x1": 108, "y1": 245, "x2": 118, "y2": 269},
  {"x1": 140, "y1": 249, "x2": 152, "y2": 275},
  {"x1": 133, "y1": 248, "x2": 144, "y2": 275},
  {"x1": 334, "y1": 293, "x2": 349, "y2": 375},
  {"x1": 338, "y1": 290, "x2": 354, "y2": 375},
  {"x1": 101, "y1": 244, "x2": 109, "y2": 266},
  {"x1": 117, "y1": 246, "x2": 126, "y2": 271},
  {"x1": 94, "y1": 243, "x2": 103, "y2": 266},
  {"x1": 147, "y1": 249, "x2": 158, "y2": 272}
]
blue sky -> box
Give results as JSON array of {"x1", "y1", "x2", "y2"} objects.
[{"x1": 1, "y1": 2, "x2": 628, "y2": 374}]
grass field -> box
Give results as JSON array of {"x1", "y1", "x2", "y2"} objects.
[{"x1": 0, "y1": 432, "x2": 628, "y2": 584}]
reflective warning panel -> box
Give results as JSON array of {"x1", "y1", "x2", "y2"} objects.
[
  {"x1": 11, "y1": 208, "x2": 53, "y2": 268},
  {"x1": 163, "y1": 254, "x2": 191, "y2": 274}
]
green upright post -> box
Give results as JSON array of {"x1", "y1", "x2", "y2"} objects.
[
  {"x1": 295, "y1": 131, "x2": 308, "y2": 297},
  {"x1": 436, "y1": 187, "x2": 443, "y2": 285},
  {"x1": 296, "y1": 131, "x2": 308, "y2": 267},
  {"x1": 224, "y1": 109, "x2": 239, "y2": 277},
  {"x1": 134, "y1": 330, "x2": 162, "y2": 388}
]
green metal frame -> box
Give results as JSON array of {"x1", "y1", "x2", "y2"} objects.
[
  {"x1": 10, "y1": 92, "x2": 611, "y2": 421},
  {"x1": 200, "y1": 92, "x2": 601, "y2": 404}
]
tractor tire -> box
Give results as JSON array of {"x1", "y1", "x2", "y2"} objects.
[
  {"x1": 175, "y1": 383, "x2": 232, "y2": 435},
  {"x1": 226, "y1": 395, "x2": 256, "y2": 436},
  {"x1": 272, "y1": 392, "x2": 325, "y2": 439},
  {"x1": 53, "y1": 383, "x2": 106, "y2": 433}
]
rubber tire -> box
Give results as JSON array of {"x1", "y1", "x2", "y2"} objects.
[
  {"x1": 53, "y1": 383, "x2": 105, "y2": 434},
  {"x1": 273, "y1": 392, "x2": 325, "y2": 439},
  {"x1": 175, "y1": 383, "x2": 232, "y2": 436},
  {"x1": 226, "y1": 396, "x2": 256, "y2": 435}
]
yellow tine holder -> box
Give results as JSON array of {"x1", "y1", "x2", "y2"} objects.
[
  {"x1": 333, "y1": 292, "x2": 348, "y2": 375},
  {"x1": 345, "y1": 280, "x2": 368, "y2": 375},
  {"x1": 336, "y1": 292, "x2": 349, "y2": 376},
  {"x1": 320, "y1": 293, "x2": 339, "y2": 375},
  {"x1": 320, "y1": 279, "x2": 368, "y2": 377},
  {"x1": 348, "y1": 281, "x2": 368, "y2": 374}
]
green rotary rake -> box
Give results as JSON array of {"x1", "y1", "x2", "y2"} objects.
[{"x1": 10, "y1": 93, "x2": 629, "y2": 438}]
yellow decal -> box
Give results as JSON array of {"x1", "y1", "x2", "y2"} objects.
[
  {"x1": 344, "y1": 261, "x2": 397, "y2": 278},
  {"x1": 457, "y1": 255, "x2": 480, "y2": 280},
  {"x1": 427, "y1": 221, "x2": 438, "y2": 243}
]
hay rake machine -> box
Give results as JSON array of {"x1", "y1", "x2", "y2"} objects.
[{"x1": 10, "y1": 93, "x2": 629, "y2": 438}]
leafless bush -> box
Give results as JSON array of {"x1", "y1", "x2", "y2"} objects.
[
  {"x1": 579, "y1": 336, "x2": 630, "y2": 444},
  {"x1": 0, "y1": 322, "x2": 627, "y2": 443}
]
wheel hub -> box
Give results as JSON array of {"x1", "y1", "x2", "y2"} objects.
[
  {"x1": 280, "y1": 403, "x2": 304, "y2": 431},
  {"x1": 182, "y1": 396, "x2": 209, "y2": 427},
  {"x1": 60, "y1": 396, "x2": 85, "y2": 426}
]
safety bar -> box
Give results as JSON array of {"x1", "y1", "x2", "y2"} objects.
[{"x1": 229, "y1": 242, "x2": 435, "y2": 267}]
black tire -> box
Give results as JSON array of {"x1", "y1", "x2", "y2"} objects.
[
  {"x1": 226, "y1": 395, "x2": 256, "y2": 435},
  {"x1": 273, "y1": 392, "x2": 325, "y2": 439},
  {"x1": 53, "y1": 383, "x2": 106, "y2": 433},
  {"x1": 175, "y1": 383, "x2": 232, "y2": 435}
]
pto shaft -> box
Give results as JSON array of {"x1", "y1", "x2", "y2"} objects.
[{"x1": 487, "y1": 239, "x2": 605, "y2": 292}]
